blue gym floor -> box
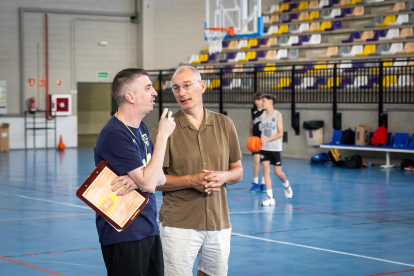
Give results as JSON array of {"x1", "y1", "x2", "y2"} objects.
[{"x1": 1, "y1": 148, "x2": 414, "y2": 276}]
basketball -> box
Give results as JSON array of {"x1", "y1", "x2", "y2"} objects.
[{"x1": 246, "y1": 136, "x2": 262, "y2": 152}]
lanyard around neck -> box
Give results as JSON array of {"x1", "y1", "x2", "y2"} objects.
[{"x1": 115, "y1": 112, "x2": 148, "y2": 163}]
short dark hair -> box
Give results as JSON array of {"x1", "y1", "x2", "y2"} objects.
[
  {"x1": 253, "y1": 92, "x2": 262, "y2": 100},
  {"x1": 112, "y1": 68, "x2": 149, "y2": 106},
  {"x1": 262, "y1": 94, "x2": 277, "y2": 103}
]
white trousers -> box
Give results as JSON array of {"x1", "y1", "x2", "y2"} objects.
[{"x1": 160, "y1": 225, "x2": 232, "y2": 276}]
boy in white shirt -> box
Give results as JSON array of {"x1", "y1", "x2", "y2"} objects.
[{"x1": 259, "y1": 94, "x2": 293, "y2": 206}]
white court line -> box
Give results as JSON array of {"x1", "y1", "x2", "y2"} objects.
[
  {"x1": 232, "y1": 233, "x2": 414, "y2": 268},
  {"x1": 0, "y1": 192, "x2": 90, "y2": 210},
  {"x1": 229, "y1": 210, "x2": 269, "y2": 215}
]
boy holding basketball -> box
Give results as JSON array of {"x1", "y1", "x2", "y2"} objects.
[
  {"x1": 259, "y1": 94, "x2": 293, "y2": 206},
  {"x1": 249, "y1": 92, "x2": 266, "y2": 193}
]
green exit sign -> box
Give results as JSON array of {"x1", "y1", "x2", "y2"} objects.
[{"x1": 97, "y1": 72, "x2": 109, "y2": 79}]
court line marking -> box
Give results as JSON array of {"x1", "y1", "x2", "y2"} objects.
[
  {"x1": 0, "y1": 176, "x2": 77, "y2": 190},
  {"x1": 229, "y1": 210, "x2": 268, "y2": 214},
  {"x1": 227, "y1": 198, "x2": 414, "y2": 226},
  {"x1": 366, "y1": 269, "x2": 414, "y2": 275},
  {"x1": 0, "y1": 192, "x2": 90, "y2": 210},
  {"x1": 0, "y1": 213, "x2": 94, "y2": 222},
  {"x1": 0, "y1": 256, "x2": 66, "y2": 276},
  {"x1": 232, "y1": 233, "x2": 414, "y2": 268},
  {"x1": 4, "y1": 248, "x2": 97, "y2": 258},
  {"x1": 31, "y1": 260, "x2": 103, "y2": 268}
]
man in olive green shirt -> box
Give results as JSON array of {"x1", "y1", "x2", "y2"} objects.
[{"x1": 151, "y1": 66, "x2": 243, "y2": 276}]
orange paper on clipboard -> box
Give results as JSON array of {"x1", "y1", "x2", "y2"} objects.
[{"x1": 76, "y1": 161, "x2": 149, "y2": 231}]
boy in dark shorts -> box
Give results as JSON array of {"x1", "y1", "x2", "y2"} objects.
[
  {"x1": 249, "y1": 92, "x2": 266, "y2": 192},
  {"x1": 259, "y1": 94, "x2": 293, "y2": 206}
]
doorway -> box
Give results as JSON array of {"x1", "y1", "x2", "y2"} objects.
[{"x1": 77, "y1": 83, "x2": 116, "y2": 147}]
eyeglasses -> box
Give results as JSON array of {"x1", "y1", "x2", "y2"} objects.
[{"x1": 171, "y1": 80, "x2": 202, "y2": 93}]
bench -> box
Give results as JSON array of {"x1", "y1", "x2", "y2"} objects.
[{"x1": 320, "y1": 131, "x2": 414, "y2": 168}]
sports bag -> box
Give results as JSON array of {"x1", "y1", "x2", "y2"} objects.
[
  {"x1": 341, "y1": 128, "x2": 355, "y2": 145},
  {"x1": 343, "y1": 155, "x2": 363, "y2": 169},
  {"x1": 328, "y1": 149, "x2": 343, "y2": 167},
  {"x1": 371, "y1": 125, "x2": 388, "y2": 146},
  {"x1": 310, "y1": 152, "x2": 329, "y2": 164}
]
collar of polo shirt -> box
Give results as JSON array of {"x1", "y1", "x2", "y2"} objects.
[{"x1": 176, "y1": 108, "x2": 214, "y2": 129}]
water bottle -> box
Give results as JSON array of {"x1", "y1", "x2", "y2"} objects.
[{"x1": 368, "y1": 161, "x2": 372, "y2": 168}]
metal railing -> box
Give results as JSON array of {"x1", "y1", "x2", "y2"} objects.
[{"x1": 148, "y1": 59, "x2": 414, "y2": 134}]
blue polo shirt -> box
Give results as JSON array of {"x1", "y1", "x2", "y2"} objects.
[{"x1": 94, "y1": 116, "x2": 159, "y2": 245}]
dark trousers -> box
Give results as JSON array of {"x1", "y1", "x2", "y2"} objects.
[{"x1": 101, "y1": 235, "x2": 164, "y2": 276}]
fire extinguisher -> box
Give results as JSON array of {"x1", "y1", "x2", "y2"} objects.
[{"x1": 26, "y1": 97, "x2": 36, "y2": 113}]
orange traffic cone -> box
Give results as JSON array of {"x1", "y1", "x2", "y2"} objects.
[{"x1": 57, "y1": 135, "x2": 66, "y2": 151}]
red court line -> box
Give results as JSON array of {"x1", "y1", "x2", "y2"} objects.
[
  {"x1": 0, "y1": 256, "x2": 66, "y2": 276},
  {"x1": 366, "y1": 269, "x2": 414, "y2": 275}
]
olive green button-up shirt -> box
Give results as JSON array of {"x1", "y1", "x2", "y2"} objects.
[{"x1": 151, "y1": 108, "x2": 242, "y2": 230}]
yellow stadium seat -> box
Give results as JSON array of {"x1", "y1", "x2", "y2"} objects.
[
  {"x1": 264, "y1": 63, "x2": 276, "y2": 72},
  {"x1": 239, "y1": 52, "x2": 256, "y2": 62},
  {"x1": 274, "y1": 3, "x2": 289, "y2": 13},
  {"x1": 276, "y1": 25, "x2": 289, "y2": 35},
  {"x1": 293, "y1": 2, "x2": 308, "y2": 11},
  {"x1": 192, "y1": 54, "x2": 208, "y2": 64},
  {"x1": 374, "y1": 76, "x2": 397, "y2": 88},
  {"x1": 206, "y1": 79, "x2": 220, "y2": 89},
  {"x1": 355, "y1": 45, "x2": 376, "y2": 57},
  {"x1": 376, "y1": 16, "x2": 396, "y2": 27},
  {"x1": 303, "y1": 11, "x2": 319, "y2": 21},
  {"x1": 320, "y1": 77, "x2": 340, "y2": 89},
  {"x1": 154, "y1": 81, "x2": 164, "y2": 89},
  {"x1": 272, "y1": 78, "x2": 290, "y2": 89},
  {"x1": 241, "y1": 39, "x2": 258, "y2": 49},
  {"x1": 314, "y1": 21, "x2": 331, "y2": 32},
  {"x1": 258, "y1": 63, "x2": 276, "y2": 75},
  {"x1": 345, "y1": 0, "x2": 361, "y2": 6},
  {"x1": 307, "y1": 63, "x2": 328, "y2": 73},
  {"x1": 371, "y1": 60, "x2": 393, "y2": 72}
]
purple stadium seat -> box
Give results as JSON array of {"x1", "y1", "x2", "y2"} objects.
[
  {"x1": 326, "y1": 21, "x2": 342, "y2": 31},
  {"x1": 264, "y1": 27, "x2": 269, "y2": 34},
  {"x1": 202, "y1": 54, "x2": 216, "y2": 63},
  {"x1": 220, "y1": 53, "x2": 235, "y2": 63},
  {"x1": 307, "y1": 77, "x2": 328, "y2": 89},
  {"x1": 222, "y1": 79, "x2": 231, "y2": 87},
  {"x1": 342, "y1": 32, "x2": 361, "y2": 43},
  {"x1": 222, "y1": 41, "x2": 230, "y2": 48},
  {"x1": 223, "y1": 65, "x2": 233, "y2": 73},
  {"x1": 324, "y1": 0, "x2": 340, "y2": 8},
  {"x1": 252, "y1": 38, "x2": 267, "y2": 49},
  {"x1": 292, "y1": 35, "x2": 310, "y2": 46},
  {"x1": 250, "y1": 51, "x2": 266, "y2": 62},
  {"x1": 345, "y1": 61, "x2": 364, "y2": 72},
  {"x1": 283, "y1": 0, "x2": 292, "y2": 2},
  {"x1": 366, "y1": 30, "x2": 387, "y2": 42},
  {"x1": 338, "y1": 77, "x2": 354, "y2": 89},
  {"x1": 360, "y1": 76, "x2": 379, "y2": 89},
  {"x1": 283, "y1": 14, "x2": 299, "y2": 23},
  {"x1": 335, "y1": 8, "x2": 353, "y2": 18},
  {"x1": 287, "y1": 3, "x2": 298, "y2": 11}
]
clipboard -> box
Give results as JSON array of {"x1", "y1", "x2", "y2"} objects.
[{"x1": 76, "y1": 161, "x2": 149, "y2": 231}]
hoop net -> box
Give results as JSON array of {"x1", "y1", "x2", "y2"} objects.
[{"x1": 204, "y1": 28, "x2": 233, "y2": 55}]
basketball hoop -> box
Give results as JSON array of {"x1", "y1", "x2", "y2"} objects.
[{"x1": 204, "y1": 27, "x2": 234, "y2": 55}]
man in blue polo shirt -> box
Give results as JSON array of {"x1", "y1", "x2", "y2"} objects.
[{"x1": 94, "y1": 68, "x2": 175, "y2": 276}]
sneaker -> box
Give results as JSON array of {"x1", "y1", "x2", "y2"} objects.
[
  {"x1": 260, "y1": 184, "x2": 267, "y2": 193},
  {"x1": 284, "y1": 183, "x2": 293, "y2": 199},
  {"x1": 250, "y1": 183, "x2": 260, "y2": 193},
  {"x1": 260, "y1": 196, "x2": 275, "y2": 206}
]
